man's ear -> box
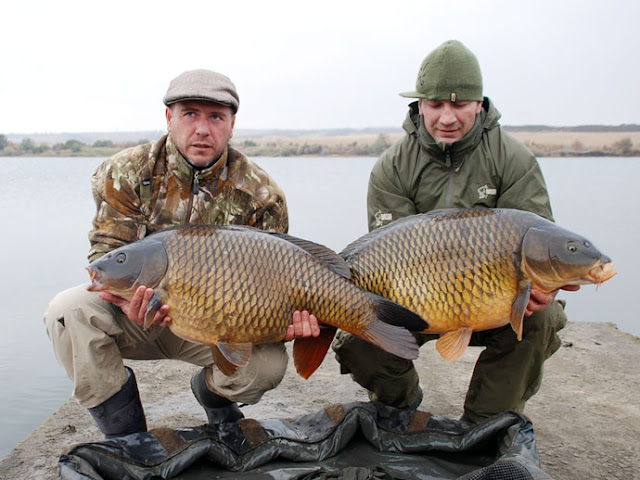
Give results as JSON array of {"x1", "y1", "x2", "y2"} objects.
[
  {"x1": 229, "y1": 114, "x2": 236, "y2": 139},
  {"x1": 165, "y1": 107, "x2": 173, "y2": 132}
]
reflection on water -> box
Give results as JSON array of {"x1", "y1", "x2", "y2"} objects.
[{"x1": 0, "y1": 155, "x2": 636, "y2": 458}]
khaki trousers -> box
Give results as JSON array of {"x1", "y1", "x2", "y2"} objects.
[
  {"x1": 44, "y1": 284, "x2": 288, "y2": 408},
  {"x1": 332, "y1": 300, "x2": 567, "y2": 421}
]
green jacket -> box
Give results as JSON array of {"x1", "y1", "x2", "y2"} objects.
[
  {"x1": 88, "y1": 134, "x2": 288, "y2": 261},
  {"x1": 367, "y1": 99, "x2": 553, "y2": 231}
]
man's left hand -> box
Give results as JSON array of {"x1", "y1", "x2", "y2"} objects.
[{"x1": 285, "y1": 310, "x2": 321, "y2": 341}]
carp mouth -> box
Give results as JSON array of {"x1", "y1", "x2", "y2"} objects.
[
  {"x1": 86, "y1": 267, "x2": 104, "y2": 292},
  {"x1": 589, "y1": 261, "x2": 617, "y2": 285}
]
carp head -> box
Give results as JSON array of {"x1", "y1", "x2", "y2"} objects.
[
  {"x1": 87, "y1": 236, "x2": 169, "y2": 299},
  {"x1": 521, "y1": 223, "x2": 616, "y2": 292}
]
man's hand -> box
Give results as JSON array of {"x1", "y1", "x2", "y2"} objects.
[
  {"x1": 285, "y1": 310, "x2": 321, "y2": 341},
  {"x1": 98, "y1": 285, "x2": 171, "y2": 328},
  {"x1": 525, "y1": 285, "x2": 581, "y2": 316}
]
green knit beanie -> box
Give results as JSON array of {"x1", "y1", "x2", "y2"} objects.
[{"x1": 400, "y1": 40, "x2": 483, "y2": 102}]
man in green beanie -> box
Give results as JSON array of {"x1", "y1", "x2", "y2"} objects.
[{"x1": 332, "y1": 40, "x2": 579, "y2": 426}]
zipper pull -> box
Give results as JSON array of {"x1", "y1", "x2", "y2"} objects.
[
  {"x1": 445, "y1": 150, "x2": 452, "y2": 168},
  {"x1": 193, "y1": 171, "x2": 200, "y2": 195}
]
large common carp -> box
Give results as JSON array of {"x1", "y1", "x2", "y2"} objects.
[
  {"x1": 341, "y1": 208, "x2": 616, "y2": 362},
  {"x1": 86, "y1": 225, "x2": 428, "y2": 378}
]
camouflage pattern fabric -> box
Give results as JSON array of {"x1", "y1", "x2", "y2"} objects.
[{"x1": 88, "y1": 134, "x2": 288, "y2": 261}]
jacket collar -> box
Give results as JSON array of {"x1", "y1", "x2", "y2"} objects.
[{"x1": 165, "y1": 134, "x2": 229, "y2": 181}]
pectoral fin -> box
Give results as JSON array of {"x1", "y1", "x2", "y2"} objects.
[
  {"x1": 510, "y1": 282, "x2": 531, "y2": 341},
  {"x1": 293, "y1": 326, "x2": 337, "y2": 379},
  {"x1": 212, "y1": 342, "x2": 253, "y2": 376},
  {"x1": 436, "y1": 328, "x2": 473, "y2": 362},
  {"x1": 143, "y1": 291, "x2": 164, "y2": 330}
]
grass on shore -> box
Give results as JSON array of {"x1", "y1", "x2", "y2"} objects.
[{"x1": 2, "y1": 130, "x2": 639, "y2": 158}]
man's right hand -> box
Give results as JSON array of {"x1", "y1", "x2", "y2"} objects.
[{"x1": 99, "y1": 286, "x2": 171, "y2": 328}]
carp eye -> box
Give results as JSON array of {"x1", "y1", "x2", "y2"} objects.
[
  {"x1": 567, "y1": 244, "x2": 578, "y2": 253},
  {"x1": 115, "y1": 253, "x2": 126, "y2": 264}
]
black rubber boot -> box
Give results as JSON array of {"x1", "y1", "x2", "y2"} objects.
[
  {"x1": 191, "y1": 368, "x2": 244, "y2": 425},
  {"x1": 374, "y1": 386, "x2": 423, "y2": 431},
  {"x1": 88, "y1": 366, "x2": 147, "y2": 439},
  {"x1": 459, "y1": 413, "x2": 478, "y2": 429}
]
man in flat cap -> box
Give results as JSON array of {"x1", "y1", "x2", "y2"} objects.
[
  {"x1": 333, "y1": 40, "x2": 579, "y2": 427},
  {"x1": 44, "y1": 69, "x2": 320, "y2": 438}
]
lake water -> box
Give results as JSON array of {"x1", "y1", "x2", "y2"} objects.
[{"x1": 0, "y1": 155, "x2": 636, "y2": 458}]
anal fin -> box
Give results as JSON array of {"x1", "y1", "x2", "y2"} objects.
[
  {"x1": 212, "y1": 342, "x2": 253, "y2": 376},
  {"x1": 436, "y1": 328, "x2": 473, "y2": 362},
  {"x1": 293, "y1": 326, "x2": 337, "y2": 379}
]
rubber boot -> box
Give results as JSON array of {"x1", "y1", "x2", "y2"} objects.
[
  {"x1": 88, "y1": 366, "x2": 147, "y2": 439},
  {"x1": 459, "y1": 413, "x2": 478, "y2": 429},
  {"x1": 374, "y1": 386, "x2": 423, "y2": 431},
  {"x1": 190, "y1": 368, "x2": 244, "y2": 425}
]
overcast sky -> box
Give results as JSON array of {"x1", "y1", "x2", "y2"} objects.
[{"x1": 2, "y1": 0, "x2": 638, "y2": 134}]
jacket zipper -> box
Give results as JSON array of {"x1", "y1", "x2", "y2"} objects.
[
  {"x1": 193, "y1": 170, "x2": 200, "y2": 195},
  {"x1": 445, "y1": 150, "x2": 453, "y2": 207},
  {"x1": 185, "y1": 170, "x2": 199, "y2": 223}
]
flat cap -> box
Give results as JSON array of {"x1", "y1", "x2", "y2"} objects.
[{"x1": 163, "y1": 69, "x2": 240, "y2": 113}]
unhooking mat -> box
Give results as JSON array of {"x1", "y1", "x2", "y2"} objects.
[{"x1": 58, "y1": 402, "x2": 550, "y2": 480}]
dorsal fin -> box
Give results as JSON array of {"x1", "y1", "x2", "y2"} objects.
[
  {"x1": 196, "y1": 225, "x2": 352, "y2": 280},
  {"x1": 270, "y1": 233, "x2": 352, "y2": 280},
  {"x1": 340, "y1": 218, "x2": 413, "y2": 260},
  {"x1": 340, "y1": 208, "x2": 494, "y2": 260}
]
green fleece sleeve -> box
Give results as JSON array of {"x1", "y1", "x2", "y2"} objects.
[
  {"x1": 494, "y1": 133, "x2": 554, "y2": 221},
  {"x1": 366, "y1": 153, "x2": 417, "y2": 231}
]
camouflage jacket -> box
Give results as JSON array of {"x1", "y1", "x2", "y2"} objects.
[
  {"x1": 88, "y1": 134, "x2": 288, "y2": 261},
  {"x1": 367, "y1": 98, "x2": 553, "y2": 231}
]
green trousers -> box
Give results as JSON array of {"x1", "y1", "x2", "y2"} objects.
[{"x1": 332, "y1": 300, "x2": 567, "y2": 422}]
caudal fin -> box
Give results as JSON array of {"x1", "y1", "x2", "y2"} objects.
[
  {"x1": 374, "y1": 295, "x2": 429, "y2": 331},
  {"x1": 355, "y1": 296, "x2": 427, "y2": 359},
  {"x1": 359, "y1": 318, "x2": 420, "y2": 360}
]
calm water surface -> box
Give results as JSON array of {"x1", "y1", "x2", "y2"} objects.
[{"x1": 0, "y1": 155, "x2": 636, "y2": 458}]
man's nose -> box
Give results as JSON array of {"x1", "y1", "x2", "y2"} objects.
[
  {"x1": 440, "y1": 105, "x2": 456, "y2": 124},
  {"x1": 194, "y1": 118, "x2": 209, "y2": 135}
]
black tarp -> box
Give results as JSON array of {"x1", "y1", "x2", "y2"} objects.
[{"x1": 58, "y1": 402, "x2": 550, "y2": 480}]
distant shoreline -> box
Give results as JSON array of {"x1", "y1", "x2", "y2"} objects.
[{"x1": 2, "y1": 127, "x2": 639, "y2": 158}]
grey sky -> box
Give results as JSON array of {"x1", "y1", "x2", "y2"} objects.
[{"x1": 2, "y1": 0, "x2": 638, "y2": 134}]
